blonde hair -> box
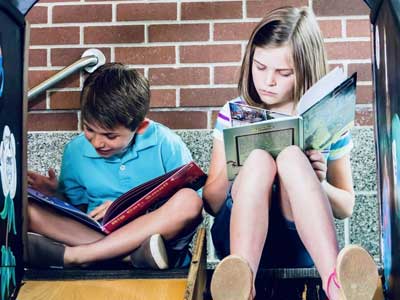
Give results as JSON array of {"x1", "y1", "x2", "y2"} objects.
[{"x1": 238, "y1": 6, "x2": 328, "y2": 107}]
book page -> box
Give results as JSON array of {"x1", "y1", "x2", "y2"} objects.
[
  {"x1": 297, "y1": 67, "x2": 347, "y2": 115},
  {"x1": 301, "y1": 73, "x2": 357, "y2": 150}
]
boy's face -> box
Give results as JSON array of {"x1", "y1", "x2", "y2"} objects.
[
  {"x1": 83, "y1": 121, "x2": 135, "y2": 158},
  {"x1": 251, "y1": 45, "x2": 295, "y2": 114}
]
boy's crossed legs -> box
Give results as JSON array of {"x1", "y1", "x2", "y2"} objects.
[{"x1": 27, "y1": 187, "x2": 203, "y2": 268}]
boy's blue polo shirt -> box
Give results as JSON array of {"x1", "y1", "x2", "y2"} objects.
[{"x1": 58, "y1": 121, "x2": 192, "y2": 213}]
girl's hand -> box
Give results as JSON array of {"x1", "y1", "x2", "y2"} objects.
[
  {"x1": 306, "y1": 150, "x2": 327, "y2": 182},
  {"x1": 88, "y1": 200, "x2": 113, "y2": 221},
  {"x1": 27, "y1": 168, "x2": 58, "y2": 196}
]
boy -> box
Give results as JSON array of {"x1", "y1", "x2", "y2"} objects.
[{"x1": 27, "y1": 63, "x2": 203, "y2": 269}]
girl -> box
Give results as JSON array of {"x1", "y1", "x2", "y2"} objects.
[{"x1": 202, "y1": 6, "x2": 378, "y2": 300}]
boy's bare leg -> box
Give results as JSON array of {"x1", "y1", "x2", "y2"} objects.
[
  {"x1": 276, "y1": 146, "x2": 339, "y2": 297},
  {"x1": 28, "y1": 201, "x2": 105, "y2": 246},
  {"x1": 230, "y1": 149, "x2": 276, "y2": 289},
  {"x1": 64, "y1": 188, "x2": 203, "y2": 266}
]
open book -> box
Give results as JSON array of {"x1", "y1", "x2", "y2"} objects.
[
  {"x1": 224, "y1": 67, "x2": 357, "y2": 180},
  {"x1": 27, "y1": 161, "x2": 207, "y2": 234}
]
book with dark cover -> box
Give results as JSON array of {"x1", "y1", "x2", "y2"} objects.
[
  {"x1": 27, "y1": 161, "x2": 207, "y2": 234},
  {"x1": 224, "y1": 67, "x2": 357, "y2": 180}
]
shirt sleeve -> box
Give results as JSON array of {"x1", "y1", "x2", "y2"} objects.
[
  {"x1": 213, "y1": 101, "x2": 233, "y2": 141},
  {"x1": 327, "y1": 131, "x2": 353, "y2": 161},
  {"x1": 58, "y1": 142, "x2": 89, "y2": 207},
  {"x1": 161, "y1": 132, "x2": 193, "y2": 172}
]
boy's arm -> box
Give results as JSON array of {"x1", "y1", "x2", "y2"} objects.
[
  {"x1": 27, "y1": 168, "x2": 58, "y2": 196},
  {"x1": 58, "y1": 142, "x2": 90, "y2": 211}
]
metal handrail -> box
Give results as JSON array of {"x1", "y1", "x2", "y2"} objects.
[{"x1": 28, "y1": 49, "x2": 105, "y2": 101}]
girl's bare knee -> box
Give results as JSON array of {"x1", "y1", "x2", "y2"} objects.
[
  {"x1": 243, "y1": 149, "x2": 276, "y2": 174},
  {"x1": 276, "y1": 145, "x2": 304, "y2": 169}
]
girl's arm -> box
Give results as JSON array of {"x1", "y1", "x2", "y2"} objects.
[
  {"x1": 202, "y1": 138, "x2": 230, "y2": 216},
  {"x1": 323, "y1": 153, "x2": 355, "y2": 219}
]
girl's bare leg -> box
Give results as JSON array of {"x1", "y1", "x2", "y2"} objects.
[
  {"x1": 28, "y1": 201, "x2": 105, "y2": 246},
  {"x1": 64, "y1": 188, "x2": 203, "y2": 265},
  {"x1": 230, "y1": 149, "x2": 276, "y2": 277},
  {"x1": 276, "y1": 146, "x2": 339, "y2": 297}
]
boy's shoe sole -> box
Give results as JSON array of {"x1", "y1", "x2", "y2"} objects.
[
  {"x1": 336, "y1": 245, "x2": 379, "y2": 300},
  {"x1": 210, "y1": 255, "x2": 252, "y2": 300},
  {"x1": 149, "y1": 233, "x2": 169, "y2": 269},
  {"x1": 130, "y1": 233, "x2": 169, "y2": 270}
]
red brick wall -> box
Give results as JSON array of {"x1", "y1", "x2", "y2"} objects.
[{"x1": 26, "y1": 0, "x2": 373, "y2": 131}]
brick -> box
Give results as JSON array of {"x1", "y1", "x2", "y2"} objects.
[
  {"x1": 313, "y1": 0, "x2": 369, "y2": 16},
  {"x1": 148, "y1": 111, "x2": 207, "y2": 129},
  {"x1": 182, "y1": 1, "x2": 242, "y2": 20},
  {"x1": 348, "y1": 63, "x2": 372, "y2": 81},
  {"x1": 26, "y1": 6, "x2": 48, "y2": 24},
  {"x1": 214, "y1": 66, "x2": 241, "y2": 84},
  {"x1": 149, "y1": 24, "x2": 209, "y2": 42},
  {"x1": 180, "y1": 88, "x2": 238, "y2": 107},
  {"x1": 247, "y1": 0, "x2": 308, "y2": 18},
  {"x1": 355, "y1": 107, "x2": 374, "y2": 126},
  {"x1": 84, "y1": 25, "x2": 144, "y2": 44},
  {"x1": 53, "y1": 5, "x2": 112, "y2": 23},
  {"x1": 27, "y1": 112, "x2": 78, "y2": 131},
  {"x1": 116, "y1": 47, "x2": 175, "y2": 65},
  {"x1": 329, "y1": 63, "x2": 344, "y2": 71},
  {"x1": 149, "y1": 67, "x2": 209, "y2": 86},
  {"x1": 356, "y1": 85, "x2": 373, "y2": 104},
  {"x1": 30, "y1": 27, "x2": 80, "y2": 46},
  {"x1": 347, "y1": 19, "x2": 371, "y2": 37},
  {"x1": 28, "y1": 95, "x2": 46, "y2": 110},
  {"x1": 150, "y1": 89, "x2": 176, "y2": 108},
  {"x1": 318, "y1": 20, "x2": 342, "y2": 39},
  {"x1": 117, "y1": 3, "x2": 177, "y2": 21},
  {"x1": 29, "y1": 49, "x2": 47, "y2": 67},
  {"x1": 325, "y1": 41, "x2": 371, "y2": 60},
  {"x1": 180, "y1": 44, "x2": 241, "y2": 63},
  {"x1": 51, "y1": 47, "x2": 111, "y2": 67},
  {"x1": 49, "y1": 91, "x2": 81, "y2": 109},
  {"x1": 28, "y1": 70, "x2": 80, "y2": 90},
  {"x1": 214, "y1": 22, "x2": 258, "y2": 41}
]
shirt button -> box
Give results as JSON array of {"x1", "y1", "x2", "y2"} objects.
[{"x1": 120, "y1": 165, "x2": 126, "y2": 171}]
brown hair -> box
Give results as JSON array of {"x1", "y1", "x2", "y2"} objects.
[
  {"x1": 238, "y1": 6, "x2": 328, "y2": 108},
  {"x1": 81, "y1": 63, "x2": 150, "y2": 131}
]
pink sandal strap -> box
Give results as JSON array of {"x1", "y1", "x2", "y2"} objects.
[{"x1": 326, "y1": 268, "x2": 341, "y2": 300}]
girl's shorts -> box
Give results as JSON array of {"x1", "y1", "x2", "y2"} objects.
[{"x1": 211, "y1": 186, "x2": 314, "y2": 268}]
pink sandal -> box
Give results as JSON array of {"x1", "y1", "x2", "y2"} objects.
[
  {"x1": 326, "y1": 268, "x2": 340, "y2": 300},
  {"x1": 326, "y1": 245, "x2": 379, "y2": 300}
]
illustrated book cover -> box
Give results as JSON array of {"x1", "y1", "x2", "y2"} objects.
[
  {"x1": 224, "y1": 67, "x2": 357, "y2": 180},
  {"x1": 27, "y1": 161, "x2": 207, "y2": 234}
]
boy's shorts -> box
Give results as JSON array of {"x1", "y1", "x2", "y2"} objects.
[
  {"x1": 166, "y1": 216, "x2": 202, "y2": 268},
  {"x1": 211, "y1": 186, "x2": 314, "y2": 268}
]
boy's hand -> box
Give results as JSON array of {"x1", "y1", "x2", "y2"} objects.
[
  {"x1": 89, "y1": 200, "x2": 113, "y2": 221},
  {"x1": 27, "y1": 168, "x2": 58, "y2": 196},
  {"x1": 306, "y1": 150, "x2": 327, "y2": 182}
]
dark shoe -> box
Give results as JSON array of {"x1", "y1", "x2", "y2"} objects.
[
  {"x1": 210, "y1": 254, "x2": 253, "y2": 300},
  {"x1": 130, "y1": 233, "x2": 169, "y2": 270},
  {"x1": 26, "y1": 232, "x2": 65, "y2": 269}
]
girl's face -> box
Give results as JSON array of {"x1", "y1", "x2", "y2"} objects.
[
  {"x1": 251, "y1": 45, "x2": 295, "y2": 113},
  {"x1": 83, "y1": 121, "x2": 135, "y2": 158}
]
